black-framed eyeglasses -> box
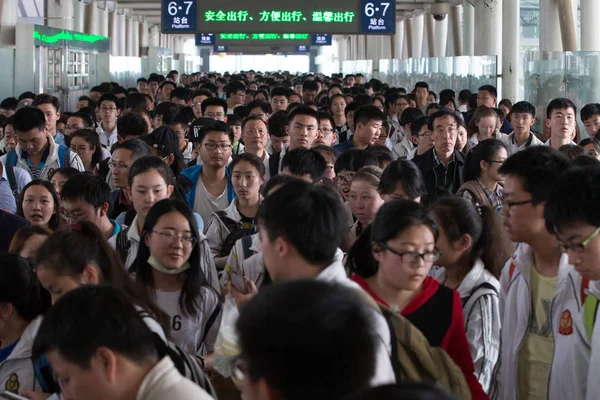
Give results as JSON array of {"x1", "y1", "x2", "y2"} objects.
[
  {"x1": 504, "y1": 199, "x2": 534, "y2": 210},
  {"x1": 151, "y1": 231, "x2": 197, "y2": 247},
  {"x1": 557, "y1": 226, "x2": 600, "y2": 254},
  {"x1": 377, "y1": 242, "x2": 440, "y2": 263}
]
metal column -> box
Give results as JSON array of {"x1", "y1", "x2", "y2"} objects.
[
  {"x1": 502, "y1": 0, "x2": 520, "y2": 101},
  {"x1": 581, "y1": 0, "x2": 600, "y2": 51},
  {"x1": 474, "y1": 0, "x2": 502, "y2": 56}
]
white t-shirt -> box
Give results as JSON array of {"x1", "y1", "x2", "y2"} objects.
[
  {"x1": 193, "y1": 178, "x2": 230, "y2": 227},
  {"x1": 182, "y1": 141, "x2": 194, "y2": 165},
  {"x1": 153, "y1": 288, "x2": 222, "y2": 357}
]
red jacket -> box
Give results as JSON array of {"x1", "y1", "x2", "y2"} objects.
[{"x1": 351, "y1": 275, "x2": 488, "y2": 400}]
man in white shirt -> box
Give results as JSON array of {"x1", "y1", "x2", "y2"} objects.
[
  {"x1": 32, "y1": 286, "x2": 213, "y2": 400},
  {"x1": 544, "y1": 98, "x2": 578, "y2": 149},
  {"x1": 96, "y1": 93, "x2": 121, "y2": 149}
]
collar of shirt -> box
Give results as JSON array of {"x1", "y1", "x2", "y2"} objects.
[
  {"x1": 0, "y1": 163, "x2": 7, "y2": 181},
  {"x1": 118, "y1": 189, "x2": 131, "y2": 207},
  {"x1": 432, "y1": 148, "x2": 455, "y2": 168},
  {"x1": 109, "y1": 220, "x2": 121, "y2": 237},
  {"x1": 22, "y1": 147, "x2": 50, "y2": 169},
  {"x1": 510, "y1": 131, "x2": 534, "y2": 147}
]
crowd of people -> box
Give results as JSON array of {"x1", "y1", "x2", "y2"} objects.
[{"x1": 0, "y1": 69, "x2": 599, "y2": 400}]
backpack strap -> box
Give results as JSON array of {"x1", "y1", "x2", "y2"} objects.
[
  {"x1": 58, "y1": 146, "x2": 71, "y2": 168},
  {"x1": 215, "y1": 210, "x2": 240, "y2": 233},
  {"x1": 116, "y1": 226, "x2": 131, "y2": 266},
  {"x1": 269, "y1": 151, "x2": 281, "y2": 178},
  {"x1": 584, "y1": 295, "x2": 599, "y2": 339},
  {"x1": 462, "y1": 282, "x2": 499, "y2": 311},
  {"x1": 457, "y1": 181, "x2": 490, "y2": 207},
  {"x1": 199, "y1": 301, "x2": 222, "y2": 352},
  {"x1": 241, "y1": 235, "x2": 254, "y2": 260},
  {"x1": 5, "y1": 164, "x2": 19, "y2": 200},
  {"x1": 7, "y1": 149, "x2": 18, "y2": 167}
]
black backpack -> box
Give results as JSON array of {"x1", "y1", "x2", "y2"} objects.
[{"x1": 215, "y1": 211, "x2": 257, "y2": 258}]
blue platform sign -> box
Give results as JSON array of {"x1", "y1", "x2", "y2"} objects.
[
  {"x1": 311, "y1": 34, "x2": 332, "y2": 45},
  {"x1": 195, "y1": 33, "x2": 216, "y2": 45},
  {"x1": 296, "y1": 45, "x2": 310, "y2": 52},
  {"x1": 359, "y1": 0, "x2": 395, "y2": 34},
  {"x1": 214, "y1": 45, "x2": 229, "y2": 52},
  {"x1": 162, "y1": 0, "x2": 197, "y2": 33}
]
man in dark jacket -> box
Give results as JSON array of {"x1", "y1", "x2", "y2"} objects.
[{"x1": 413, "y1": 110, "x2": 465, "y2": 205}]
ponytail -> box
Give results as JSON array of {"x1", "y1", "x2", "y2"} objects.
[
  {"x1": 346, "y1": 225, "x2": 379, "y2": 278},
  {"x1": 431, "y1": 197, "x2": 510, "y2": 279},
  {"x1": 477, "y1": 205, "x2": 512, "y2": 278}
]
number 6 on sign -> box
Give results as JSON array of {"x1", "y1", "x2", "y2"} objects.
[
  {"x1": 168, "y1": 1, "x2": 178, "y2": 15},
  {"x1": 365, "y1": 2, "x2": 375, "y2": 17}
]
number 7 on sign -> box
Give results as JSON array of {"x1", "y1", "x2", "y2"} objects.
[
  {"x1": 184, "y1": 1, "x2": 193, "y2": 13},
  {"x1": 381, "y1": 2, "x2": 390, "y2": 15}
]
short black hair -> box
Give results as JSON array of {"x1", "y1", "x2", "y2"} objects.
[
  {"x1": 170, "y1": 87, "x2": 189, "y2": 102},
  {"x1": 0, "y1": 254, "x2": 50, "y2": 322},
  {"x1": 61, "y1": 173, "x2": 112, "y2": 209},
  {"x1": 334, "y1": 148, "x2": 378, "y2": 174},
  {"x1": 287, "y1": 105, "x2": 319, "y2": 125},
  {"x1": 13, "y1": 106, "x2": 47, "y2": 133},
  {"x1": 32, "y1": 93, "x2": 61, "y2": 112},
  {"x1": 201, "y1": 97, "x2": 228, "y2": 115},
  {"x1": 271, "y1": 86, "x2": 290, "y2": 99},
  {"x1": 581, "y1": 103, "x2": 600, "y2": 122},
  {"x1": 428, "y1": 91, "x2": 437, "y2": 101},
  {"x1": 345, "y1": 102, "x2": 362, "y2": 117},
  {"x1": 479, "y1": 85, "x2": 497, "y2": 98},
  {"x1": 411, "y1": 116, "x2": 430, "y2": 136},
  {"x1": 196, "y1": 120, "x2": 234, "y2": 144},
  {"x1": 558, "y1": 144, "x2": 586, "y2": 161},
  {"x1": 161, "y1": 105, "x2": 188, "y2": 127},
  {"x1": 0, "y1": 97, "x2": 19, "y2": 111},
  {"x1": 510, "y1": 101, "x2": 536, "y2": 118},
  {"x1": 414, "y1": 82, "x2": 429, "y2": 90},
  {"x1": 427, "y1": 109, "x2": 462, "y2": 131},
  {"x1": 258, "y1": 180, "x2": 347, "y2": 267},
  {"x1": 236, "y1": 280, "x2": 376, "y2": 400},
  {"x1": 114, "y1": 138, "x2": 152, "y2": 159},
  {"x1": 226, "y1": 81, "x2": 246, "y2": 98},
  {"x1": 68, "y1": 112, "x2": 94, "y2": 128},
  {"x1": 379, "y1": 159, "x2": 426, "y2": 200},
  {"x1": 545, "y1": 165, "x2": 600, "y2": 234},
  {"x1": 125, "y1": 93, "x2": 148, "y2": 110},
  {"x1": 317, "y1": 111, "x2": 335, "y2": 128},
  {"x1": 117, "y1": 111, "x2": 149, "y2": 139},
  {"x1": 458, "y1": 89, "x2": 472, "y2": 103},
  {"x1": 33, "y1": 285, "x2": 158, "y2": 368},
  {"x1": 546, "y1": 97, "x2": 577, "y2": 120},
  {"x1": 247, "y1": 100, "x2": 270, "y2": 115},
  {"x1": 97, "y1": 93, "x2": 120, "y2": 108},
  {"x1": 353, "y1": 106, "x2": 385, "y2": 127},
  {"x1": 439, "y1": 89, "x2": 455, "y2": 101},
  {"x1": 268, "y1": 110, "x2": 289, "y2": 138},
  {"x1": 464, "y1": 138, "x2": 508, "y2": 182},
  {"x1": 282, "y1": 148, "x2": 327, "y2": 183},
  {"x1": 499, "y1": 146, "x2": 569, "y2": 205},
  {"x1": 302, "y1": 80, "x2": 319, "y2": 92},
  {"x1": 399, "y1": 107, "x2": 424, "y2": 127}
]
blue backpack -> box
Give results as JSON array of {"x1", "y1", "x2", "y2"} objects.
[{"x1": 6, "y1": 146, "x2": 71, "y2": 171}]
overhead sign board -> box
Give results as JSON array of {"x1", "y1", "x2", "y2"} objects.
[
  {"x1": 162, "y1": 0, "x2": 395, "y2": 34},
  {"x1": 311, "y1": 34, "x2": 332, "y2": 45},
  {"x1": 296, "y1": 45, "x2": 310, "y2": 52},
  {"x1": 214, "y1": 45, "x2": 229, "y2": 52},
  {"x1": 162, "y1": 0, "x2": 197, "y2": 32},
  {"x1": 195, "y1": 33, "x2": 216, "y2": 45}
]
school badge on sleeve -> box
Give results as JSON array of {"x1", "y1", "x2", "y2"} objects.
[
  {"x1": 5, "y1": 373, "x2": 19, "y2": 393},
  {"x1": 559, "y1": 309, "x2": 574, "y2": 335}
]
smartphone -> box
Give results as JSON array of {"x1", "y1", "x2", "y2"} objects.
[
  {"x1": 0, "y1": 391, "x2": 29, "y2": 400},
  {"x1": 231, "y1": 273, "x2": 247, "y2": 294}
]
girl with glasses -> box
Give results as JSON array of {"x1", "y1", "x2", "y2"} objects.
[
  {"x1": 348, "y1": 200, "x2": 488, "y2": 400},
  {"x1": 132, "y1": 199, "x2": 222, "y2": 358}
]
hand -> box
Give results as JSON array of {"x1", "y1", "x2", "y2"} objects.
[
  {"x1": 230, "y1": 277, "x2": 258, "y2": 310},
  {"x1": 20, "y1": 391, "x2": 52, "y2": 400}
]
